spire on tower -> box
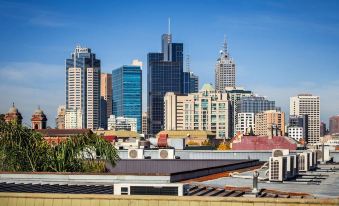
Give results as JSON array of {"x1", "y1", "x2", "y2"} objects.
[
  {"x1": 168, "y1": 17, "x2": 171, "y2": 35},
  {"x1": 223, "y1": 34, "x2": 228, "y2": 54},
  {"x1": 185, "y1": 55, "x2": 190, "y2": 72}
]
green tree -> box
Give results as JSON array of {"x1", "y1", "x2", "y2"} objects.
[{"x1": 0, "y1": 121, "x2": 119, "y2": 172}]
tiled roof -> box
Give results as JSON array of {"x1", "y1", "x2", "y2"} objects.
[{"x1": 36, "y1": 129, "x2": 92, "y2": 137}]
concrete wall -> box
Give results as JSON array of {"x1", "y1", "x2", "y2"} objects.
[{"x1": 0, "y1": 193, "x2": 338, "y2": 206}]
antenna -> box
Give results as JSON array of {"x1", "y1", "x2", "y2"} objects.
[
  {"x1": 168, "y1": 17, "x2": 171, "y2": 35},
  {"x1": 186, "y1": 55, "x2": 190, "y2": 72},
  {"x1": 223, "y1": 34, "x2": 228, "y2": 53}
]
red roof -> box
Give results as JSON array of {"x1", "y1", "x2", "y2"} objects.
[{"x1": 231, "y1": 135, "x2": 298, "y2": 150}]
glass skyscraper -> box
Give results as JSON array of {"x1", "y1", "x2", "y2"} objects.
[
  {"x1": 112, "y1": 65, "x2": 142, "y2": 133},
  {"x1": 237, "y1": 96, "x2": 276, "y2": 115},
  {"x1": 66, "y1": 45, "x2": 101, "y2": 129},
  {"x1": 147, "y1": 32, "x2": 184, "y2": 135},
  {"x1": 183, "y1": 71, "x2": 199, "y2": 94}
]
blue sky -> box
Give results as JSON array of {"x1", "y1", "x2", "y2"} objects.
[{"x1": 0, "y1": 0, "x2": 338, "y2": 127}]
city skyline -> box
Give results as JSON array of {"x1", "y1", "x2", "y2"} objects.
[{"x1": 1, "y1": 0, "x2": 339, "y2": 126}]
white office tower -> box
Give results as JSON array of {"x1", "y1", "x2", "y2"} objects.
[
  {"x1": 65, "y1": 108, "x2": 82, "y2": 129},
  {"x1": 290, "y1": 94, "x2": 320, "y2": 144},
  {"x1": 235, "y1": 113, "x2": 255, "y2": 135},
  {"x1": 164, "y1": 83, "x2": 231, "y2": 139},
  {"x1": 107, "y1": 115, "x2": 137, "y2": 132},
  {"x1": 288, "y1": 127, "x2": 304, "y2": 142},
  {"x1": 215, "y1": 37, "x2": 236, "y2": 91},
  {"x1": 66, "y1": 45, "x2": 101, "y2": 129}
]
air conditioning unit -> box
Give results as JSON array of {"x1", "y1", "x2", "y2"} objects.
[
  {"x1": 128, "y1": 148, "x2": 144, "y2": 159},
  {"x1": 298, "y1": 152, "x2": 310, "y2": 172},
  {"x1": 272, "y1": 149, "x2": 290, "y2": 157},
  {"x1": 286, "y1": 155, "x2": 298, "y2": 179},
  {"x1": 269, "y1": 156, "x2": 288, "y2": 182},
  {"x1": 307, "y1": 150, "x2": 317, "y2": 170},
  {"x1": 113, "y1": 183, "x2": 188, "y2": 196},
  {"x1": 158, "y1": 149, "x2": 175, "y2": 159}
]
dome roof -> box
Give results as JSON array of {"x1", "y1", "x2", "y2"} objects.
[
  {"x1": 7, "y1": 103, "x2": 20, "y2": 114},
  {"x1": 200, "y1": 83, "x2": 214, "y2": 92},
  {"x1": 34, "y1": 106, "x2": 45, "y2": 115}
]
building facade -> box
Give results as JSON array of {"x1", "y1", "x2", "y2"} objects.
[
  {"x1": 215, "y1": 38, "x2": 236, "y2": 91},
  {"x1": 100, "y1": 73, "x2": 112, "y2": 129},
  {"x1": 235, "y1": 113, "x2": 255, "y2": 135},
  {"x1": 55, "y1": 105, "x2": 66, "y2": 129},
  {"x1": 142, "y1": 112, "x2": 149, "y2": 137},
  {"x1": 112, "y1": 64, "x2": 142, "y2": 132},
  {"x1": 255, "y1": 110, "x2": 285, "y2": 136},
  {"x1": 238, "y1": 96, "x2": 276, "y2": 114},
  {"x1": 329, "y1": 115, "x2": 339, "y2": 135},
  {"x1": 147, "y1": 32, "x2": 184, "y2": 135},
  {"x1": 288, "y1": 115, "x2": 308, "y2": 141},
  {"x1": 65, "y1": 108, "x2": 82, "y2": 129},
  {"x1": 107, "y1": 115, "x2": 137, "y2": 132},
  {"x1": 164, "y1": 84, "x2": 231, "y2": 139},
  {"x1": 320, "y1": 121, "x2": 327, "y2": 137},
  {"x1": 183, "y1": 71, "x2": 199, "y2": 94},
  {"x1": 288, "y1": 127, "x2": 304, "y2": 142},
  {"x1": 4, "y1": 103, "x2": 22, "y2": 125},
  {"x1": 290, "y1": 94, "x2": 320, "y2": 144},
  {"x1": 66, "y1": 45, "x2": 101, "y2": 129},
  {"x1": 31, "y1": 107, "x2": 47, "y2": 130},
  {"x1": 225, "y1": 87, "x2": 252, "y2": 135}
]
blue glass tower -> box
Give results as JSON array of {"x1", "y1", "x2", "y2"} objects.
[
  {"x1": 183, "y1": 71, "x2": 199, "y2": 94},
  {"x1": 147, "y1": 33, "x2": 184, "y2": 135},
  {"x1": 112, "y1": 65, "x2": 142, "y2": 132}
]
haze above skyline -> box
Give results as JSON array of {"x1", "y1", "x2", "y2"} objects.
[{"x1": 0, "y1": 0, "x2": 338, "y2": 126}]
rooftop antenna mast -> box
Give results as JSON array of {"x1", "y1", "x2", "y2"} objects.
[
  {"x1": 223, "y1": 34, "x2": 228, "y2": 54},
  {"x1": 186, "y1": 55, "x2": 190, "y2": 72}
]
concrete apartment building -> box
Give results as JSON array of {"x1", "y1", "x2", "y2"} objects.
[
  {"x1": 64, "y1": 108, "x2": 82, "y2": 129},
  {"x1": 255, "y1": 110, "x2": 285, "y2": 136},
  {"x1": 235, "y1": 112, "x2": 255, "y2": 135},
  {"x1": 164, "y1": 84, "x2": 231, "y2": 139},
  {"x1": 224, "y1": 87, "x2": 252, "y2": 135},
  {"x1": 290, "y1": 94, "x2": 320, "y2": 144}
]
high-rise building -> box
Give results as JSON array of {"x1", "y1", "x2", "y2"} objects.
[
  {"x1": 238, "y1": 96, "x2": 276, "y2": 115},
  {"x1": 235, "y1": 113, "x2": 255, "y2": 135},
  {"x1": 142, "y1": 112, "x2": 149, "y2": 137},
  {"x1": 65, "y1": 108, "x2": 82, "y2": 129},
  {"x1": 112, "y1": 63, "x2": 142, "y2": 133},
  {"x1": 329, "y1": 115, "x2": 339, "y2": 135},
  {"x1": 107, "y1": 115, "x2": 137, "y2": 132},
  {"x1": 31, "y1": 107, "x2": 47, "y2": 130},
  {"x1": 100, "y1": 73, "x2": 112, "y2": 129},
  {"x1": 290, "y1": 94, "x2": 320, "y2": 144},
  {"x1": 225, "y1": 87, "x2": 252, "y2": 135},
  {"x1": 147, "y1": 31, "x2": 183, "y2": 135},
  {"x1": 320, "y1": 121, "x2": 327, "y2": 137},
  {"x1": 255, "y1": 110, "x2": 285, "y2": 136},
  {"x1": 164, "y1": 84, "x2": 231, "y2": 139},
  {"x1": 183, "y1": 71, "x2": 199, "y2": 94},
  {"x1": 215, "y1": 38, "x2": 236, "y2": 91},
  {"x1": 288, "y1": 115, "x2": 308, "y2": 142},
  {"x1": 66, "y1": 45, "x2": 101, "y2": 129},
  {"x1": 55, "y1": 105, "x2": 66, "y2": 129}
]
